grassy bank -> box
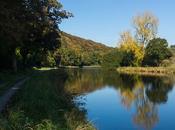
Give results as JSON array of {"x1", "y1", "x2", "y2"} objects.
[
  {"x1": 0, "y1": 69, "x2": 34, "y2": 96},
  {"x1": 117, "y1": 67, "x2": 175, "y2": 76},
  {"x1": 0, "y1": 69, "x2": 95, "y2": 130}
]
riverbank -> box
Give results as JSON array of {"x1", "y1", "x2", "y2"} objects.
[
  {"x1": 0, "y1": 77, "x2": 29, "y2": 113},
  {"x1": 117, "y1": 67, "x2": 175, "y2": 76},
  {"x1": 0, "y1": 66, "x2": 99, "y2": 96},
  {"x1": 0, "y1": 69, "x2": 95, "y2": 130},
  {"x1": 59, "y1": 65, "x2": 101, "y2": 69},
  {"x1": 0, "y1": 69, "x2": 34, "y2": 96}
]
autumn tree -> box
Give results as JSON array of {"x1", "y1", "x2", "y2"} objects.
[
  {"x1": 119, "y1": 31, "x2": 144, "y2": 66},
  {"x1": 133, "y1": 12, "x2": 159, "y2": 46}
]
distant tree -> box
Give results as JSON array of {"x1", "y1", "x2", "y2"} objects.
[
  {"x1": 170, "y1": 45, "x2": 175, "y2": 53},
  {"x1": 169, "y1": 45, "x2": 175, "y2": 57},
  {"x1": 58, "y1": 48, "x2": 82, "y2": 66},
  {"x1": 119, "y1": 31, "x2": 144, "y2": 66},
  {"x1": 102, "y1": 49, "x2": 123, "y2": 69},
  {"x1": 170, "y1": 45, "x2": 175, "y2": 49},
  {"x1": 81, "y1": 51, "x2": 103, "y2": 66},
  {"x1": 57, "y1": 48, "x2": 103, "y2": 67},
  {"x1": 143, "y1": 38, "x2": 172, "y2": 66},
  {"x1": 133, "y1": 12, "x2": 159, "y2": 46}
]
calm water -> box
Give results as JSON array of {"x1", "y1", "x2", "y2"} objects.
[{"x1": 65, "y1": 68, "x2": 175, "y2": 130}]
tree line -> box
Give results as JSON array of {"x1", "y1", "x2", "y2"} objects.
[
  {"x1": 55, "y1": 32, "x2": 111, "y2": 67},
  {"x1": 103, "y1": 12, "x2": 173, "y2": 68},
  {"x1": 0, "y1": 0, "x2": 72, "y2": 72}
]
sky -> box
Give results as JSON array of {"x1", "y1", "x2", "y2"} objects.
[{"x1": 59, "y1": 0, "x2": 175, "y2": 47}]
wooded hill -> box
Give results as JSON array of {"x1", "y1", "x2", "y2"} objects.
[
  {"x1": 57, "y1": 32, "x2": 113, "y2": 66},
  {"x1": 61, "y1": 32, "x2": 112, "y2": 52}
]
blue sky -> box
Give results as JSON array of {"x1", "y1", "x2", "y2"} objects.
[{"x1": 59, "y1": 0, "x2": 175, "y2": 47}]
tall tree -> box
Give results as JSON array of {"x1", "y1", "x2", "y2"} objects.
[
  {"x1": 0, "y1": 0, "x2": 26, "y2": 71},
  {"x1": 119, "y1": 31, "x2": 144, "y2": 66},
  {"x1": 143, "y1": 38, "x2": 172, "y2": 66},
  {"x1": 0, "y1": 0, "x2": 72, "y2": 71},
  {"x1": 133, "y1": 12, "x2": 158, "y2": 46},
  {"x1": 20, "y1": 0, "x2": 72, "y2": 68}
]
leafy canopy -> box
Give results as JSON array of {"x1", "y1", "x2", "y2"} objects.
[
  {"x1": 119, "y1": 31, "x2": 144, "y2": 66},
  {"x1": 144, "y1": 38, "x2": 172, "y2": 66},
  {"x1": 102, "y1": 49, "x2": 124, "y2": 69},
  {"x1": 133, "y1": 12, "x2": 158, "y2": 46}
]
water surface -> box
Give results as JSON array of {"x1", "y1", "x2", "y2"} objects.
[{"x1": 65, "y1": 68, "x2": 175, "y2": 130}]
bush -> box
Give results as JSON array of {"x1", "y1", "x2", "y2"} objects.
[
  {"x1": 143, "y1": 38, "x2": 172, "y2": 66},
  {"x1": 160, "y1": 59, "x2": 171, "y2": 67},
  {"x1": 102, "y1": 49, "x2": 123, "y2": 69},
  {"x1": 121, "y1": 51, "x2": 135, "y2": 67}
]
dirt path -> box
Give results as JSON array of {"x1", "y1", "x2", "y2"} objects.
[{"x1": 0, "y1": 77, "x2": 29, "y2": 113}]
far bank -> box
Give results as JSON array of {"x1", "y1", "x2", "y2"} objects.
[{"x1": 117, "y1": 67, "x2": 175, "y2": 76}]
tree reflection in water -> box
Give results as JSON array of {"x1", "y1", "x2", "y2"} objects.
[
  {"x1": 117, "y1": 74, "x2": 174, "y2": 130},
  {"x1": 65, "y1": 68, "x2": 175, "y2": 130}
]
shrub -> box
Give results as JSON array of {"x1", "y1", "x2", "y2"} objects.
[
  {"x1": 143, "y1": 38, "x2": 172, "y2": 66},
  {"x1": 102, "y1": 49, "x2": 123, "y2": 69}
]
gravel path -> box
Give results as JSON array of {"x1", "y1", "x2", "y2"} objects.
[{"x1": 0, "y1": 77, "x2": 29, "y2": 113}]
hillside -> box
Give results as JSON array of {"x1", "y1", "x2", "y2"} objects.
[
  {"x1": 61, "y1": 32, "x2": 112, "y2": 52},
  {"x1": 58, "y1": 32, "x2": 113, "y2": 66}
]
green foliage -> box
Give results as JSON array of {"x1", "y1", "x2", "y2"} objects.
[
  {"x1": 41, "y1": 52, "x2": 56, "y2": 67},
  {"x1": 0, "y1": 0, "x2": 72, "y2": 71},
  {"x1": 160, "y1": 47, "x2": 175, "y2": 67},
  {"x1": 58, "y1": 48, "x2": 82, "y2": 66},
  {"x1": 143, "y1": 38, "x2": 172, "y2": 66},
  {"x1": 121, "y1": 51, "x2": 135, "y2": 66},
  {"x1": 102, "y1": 49, "x2": 123, "y2": 69},
  {"x1": 55, "y1": 32, "x2": 112, "y2": 67}
]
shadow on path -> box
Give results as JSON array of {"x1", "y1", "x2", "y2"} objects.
[{"x1": 0, "y1": 77, "x2": 29, "y2": 112}]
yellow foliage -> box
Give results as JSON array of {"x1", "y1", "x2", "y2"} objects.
[
  {"x1": 133, "y1": 12, "x2": 159, "y2": 46},
  {"x1": 120, "y1": 89, "x2": 135, "y2": 109},
  {"x1": 119, "y1": 31, "x2": 144, "y2": 66}
]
